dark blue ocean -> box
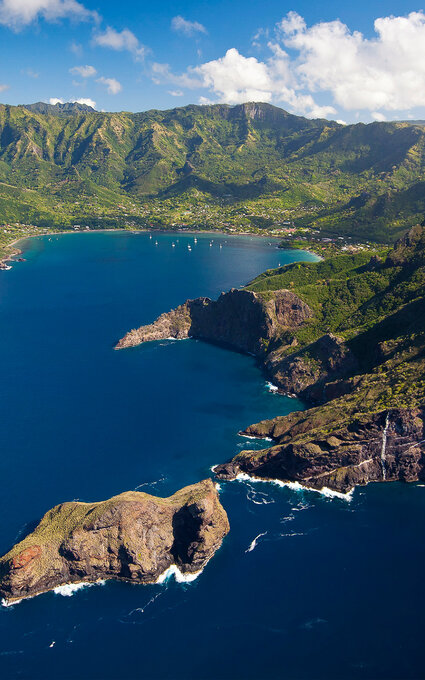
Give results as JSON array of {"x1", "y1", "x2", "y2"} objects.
[{"x1": 0, "y1": 231, "x2": 424, "y2": 680}]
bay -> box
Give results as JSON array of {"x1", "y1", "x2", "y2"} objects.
[{"x1": 0, "y1": 231, "x2": 423, "y2": 680}]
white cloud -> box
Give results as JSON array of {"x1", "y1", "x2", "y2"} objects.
[
  {"x1": 189, "y1": 47, "x2": 336, "y2": 116},
  {"x1": 97, "y1": 76, "x2": 122, "y2": 94},
  {"x1": 277, "y1": 10, "x2": 425, "y2": 112},
  {"x1": 92, "y1": 27, "x2": 147, "y2": 61},
  {"x1": 49, "y1": 97, "x2": 64, "y2": 104},
  {"x1": 150, "y1": 10, "x2": 425, "y2": 120},
  {"x1": 0, "y1": 0, "x2": 99, "y2": 29},
  {"x1": 151, "y1": 62, "x2": 202, "y2": 89},
  {"x1": 194, "y1": 48, "x2": 273, "y2": 104},
  {"x1": 0, "y1": 83, "x2": 9, "y2": 92},
  {"x1": 69, "y1": 65, "x2": 97, "y2": 78},
  {"x1": 71, "y1": 97, "x2": 96, "y2": 108},
  {"x1": 171, "y1": 15, "x2": 207, "y2": 37},
  {"x1": 168, "y1": 90, "x2": 184, "y2": 97}
]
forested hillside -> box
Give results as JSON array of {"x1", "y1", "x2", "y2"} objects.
[{"x1": 1, "y1": 101, "x2": 425, "y2": 241}]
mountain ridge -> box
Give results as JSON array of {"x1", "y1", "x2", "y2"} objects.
[{"x1": 1, "y1": 101, "x2": 425, "y2": 241}]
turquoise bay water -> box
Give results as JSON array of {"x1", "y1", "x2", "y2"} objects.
[{"x1": 0, "y1": 232, "x2": 424, "y2": 680}]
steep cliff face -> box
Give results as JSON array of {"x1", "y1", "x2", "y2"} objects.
[
  {"x1": 215, "y1": 408, "x2": 425, "y2": 494},
  {"x1": 0, "y1": 479, "x2": 229, "y2": 604},
  {"x1": 266, "y1": 333, "x2": 359, "y2": 400},
  {"x1": 115, "y1": 288, "x2": 313, "y2": 357}
]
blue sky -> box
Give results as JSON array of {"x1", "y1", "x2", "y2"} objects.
[{"x1": 1, "y1": 0, "x2": 425, "y2": 122}]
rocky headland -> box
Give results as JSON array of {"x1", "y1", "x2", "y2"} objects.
[
  {"x1": 0, "y1": 479, "x2": 229, "y2": 604},
  {"x1": 115, "y1": 288, "x2": 312, "y2": 356},
  {"x1": 116, "y1": 225, "x2": 425, "y2": 495},
  {"x1": 214, "y1": 407, "x2": 425, "y2": 494}
]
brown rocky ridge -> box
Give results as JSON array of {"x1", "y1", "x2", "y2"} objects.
[
  {"x1": 214, "y1": 407, "x2": 425, "y2": 494},
  {"x1": 0, "y1": 479, "x2": 229, "y2": 604},
  {"x1": 115, "y1": 288, "x2": 313, "y2": 356}
]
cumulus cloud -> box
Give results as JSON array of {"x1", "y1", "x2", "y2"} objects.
[
  {"x1": 49, "y1": 97, "x2": 64, "y2": 104},
  {"x1": 168, "y1": 89, "x2": 184, "y2": 97},
  {"x1": 277, "y1": 10, "x2": 425, "y2": 113},
  {"x1": 155, "y1": 11, "x2": 425, "y2": 120},
  {"x1": 154, "y1": 47, "x2": 335, "y2": 117},
  {"x1": 0, "y1": 0, "x2": 99, "y2": 29},
  {"x1": 194, "y1": 48, "x2": 273, "y2": 104},
  {"x1": 69, "y1": 65, "x2": 97, "y2": 78},
  {"x1": 97, "y1": 76, "x2": 122, "y2": 94},
  {"x1": 171, "y1": 16, "x2": 207, "y2": 36},
  {"x1": 92, "y1": 27, "x2": 147, "y2": 61}
]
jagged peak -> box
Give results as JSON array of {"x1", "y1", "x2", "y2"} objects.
[{"x1": 20, "y1": 101, "x2": 96, "y2": 115}]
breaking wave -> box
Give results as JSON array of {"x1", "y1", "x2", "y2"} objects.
[
  {"x1": 54, "y1": 580, "x2": 106, "y2": 597},
  {"x1": 155, "y1": 564, "x2": 202, "y2": 584},
  {"x1": 235, "y1": 472, "x2": 354, "y2": 501}
]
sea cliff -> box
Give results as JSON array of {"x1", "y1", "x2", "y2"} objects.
[
  {"x1": 116, "y1": 225, "x2": 425, "y2": 495},
  {"x1": 115, "y1": 288, "x2": 312, "y2": 357},
  {"x1": 0, "y1": 479, "x2": 229, "y2": 604}
]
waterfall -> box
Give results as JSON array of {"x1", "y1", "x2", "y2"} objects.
[{"x1": 380, "y1": 412, "x2": 390, "y2": 480}]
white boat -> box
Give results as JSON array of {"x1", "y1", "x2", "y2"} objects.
[{"x1": 172, "y1": 243, "x2": 175, "y2": 248}]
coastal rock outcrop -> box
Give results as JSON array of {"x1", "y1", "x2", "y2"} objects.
[
  {"x1": 0, "y1": 479, "x2": 229, "y2": 604},
  {"x1": 214, "y1": 408, "x2": 425, "y2": 494},
  {"x1": 115, "y1": 288, "x2": 313, "y2": 357},
  {"x1": 266, "y1": 333, "x2": 359, "y2": 401}
]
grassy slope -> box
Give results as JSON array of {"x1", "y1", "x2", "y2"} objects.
[
  {"x1": 246, "y1": 225, "x2": 425, "y2": 423},
  {"x1": 1, "y1": 102, "x2": 425, "y2": 240}
]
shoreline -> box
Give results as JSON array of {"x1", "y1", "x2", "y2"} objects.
[{"x1": 0, "y1": 226, "x2": 323, "y2": 270}]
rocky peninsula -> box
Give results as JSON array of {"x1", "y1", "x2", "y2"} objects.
[
  {"x1": 115, "y1": 288, "x2": 312, "y2": 355},
  {"x1": 0, "y1": 479, "x2": 229, "y2": 604},
  {"x1": 116, "y1": 225, "x2": 425, "y2": 495}
]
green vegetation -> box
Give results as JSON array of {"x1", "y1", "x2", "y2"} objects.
[
  {"x1": 248, "y1": 224, "x2": 425, "y2": 416},
  {"x1": 1, "y1": 101, "x2": 425, "y2": 243}
]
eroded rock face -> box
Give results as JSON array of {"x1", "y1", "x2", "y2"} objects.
[
  {"x1": 115, "y1": 288, "x2": 312, "y2": 357},
  {"x1": 0, "y1": 479, "x2": 229, "y2": 604},
  {"x1": 215, "y1": 409, "x2": 425, "y2": 494},
  {"x1": 266, "y1": 334, "x2": 359, "y2": 401}
]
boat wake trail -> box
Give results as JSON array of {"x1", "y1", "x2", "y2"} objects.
[{"x1": 245, "y1": 532, "x2": 267, "y2": 553}]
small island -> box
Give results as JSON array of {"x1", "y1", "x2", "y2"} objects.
[{"x1": 0, "y1": 479, "x2": 229, "y2": 604}]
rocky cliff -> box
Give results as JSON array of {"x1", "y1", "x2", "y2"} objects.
[
  {"x1": 0, "y1": 479, "x2": 229, "y2": 604},
  {"x1": 214, "y1": 408, "x2": 425, "y2": 494},
  {"x1": 115, "y1": 288, "x2": 313, "y2": 357}
]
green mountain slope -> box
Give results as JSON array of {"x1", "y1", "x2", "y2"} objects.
[
  {"x1": 218, "y1": 224, "x2": 425, "y2": 492},
  {"x1": 1, "y1": 101, "x2": 425, "y2": 240}
]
